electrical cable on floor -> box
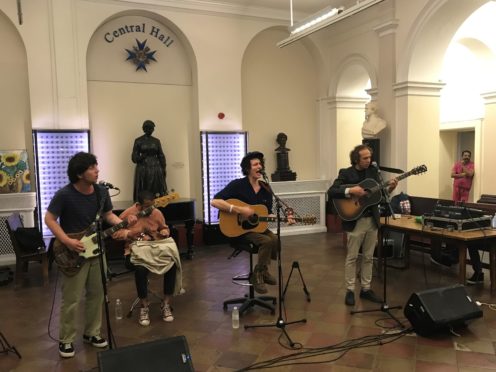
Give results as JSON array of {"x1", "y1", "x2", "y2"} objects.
[
  {"x1": 476, "y1": 301, "x2": 496, "y2": 311},
  {"x1": 47, "y1": 269, "x2": 61, "y2": 342},
  {"x1": 237, "y1": 327, "x2": 414, "y2": 371}
]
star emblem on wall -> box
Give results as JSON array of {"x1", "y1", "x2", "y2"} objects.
[{"x1": 125, "y1": 39, "x2": 157, "y2": 71}]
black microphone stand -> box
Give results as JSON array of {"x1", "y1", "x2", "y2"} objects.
[
  {"x1": 0, "y1": 332, "x2": 21, "y2": 358},
  {"x1": 350, "y1": 166, "x2": 404, "y2": 329},
  {"x1": 244, "y1": 174, "x2": 306, "y2": 347},
  {"x1": 94, "y1": 194, "x2": 115, "y2": 349}
]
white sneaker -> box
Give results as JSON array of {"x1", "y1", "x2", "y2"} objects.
[
  {"x1": 161, "y1": 303, "x2": 174, "y2": 322},
  {"x1": 139, "y1": 306, "x2": 150, "y2": 326},
  {"x1": 59, "y1": 342, "x2": 75, "y2": 358}
]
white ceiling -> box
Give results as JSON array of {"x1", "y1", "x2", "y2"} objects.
[
  {"x1": 148, "y1": 0, "x2": 359, "y2": 21},
  {"x1": 223, "y1": 0, "x2": 342, "y2": 14},
  {"x1": 213, "y1": 0, "x2": 359, "y2": 18}
]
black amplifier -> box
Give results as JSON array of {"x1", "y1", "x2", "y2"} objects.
[{"x1": 423, "y1": 215, "x2": 492, "y2": 232}]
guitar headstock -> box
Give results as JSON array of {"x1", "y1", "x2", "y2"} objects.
[
  {"x1": 154, "y1": 192, "x2": 180, "y2": 208},
  {"x1": 411, "y1": 164, "x2": 427, "y2": 175}
]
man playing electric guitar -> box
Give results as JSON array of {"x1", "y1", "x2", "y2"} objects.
[
  {"x1": 211, "y1": 151, "x2": 294, "y2": 294},
  {"x1": 45, "y1": 152, "x2": 137, "y2": 358},
  {"x1": 328, "y1": 144, "x2": 397, "y2": 307}
]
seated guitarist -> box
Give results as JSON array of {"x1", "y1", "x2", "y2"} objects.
[
  {"x1": 211, "y1": 151, "x2": 294, "y2": 294},
  {"x1": 45, "y1": 152, "x2": 137, "y2": 358},
  {"x1": 328, "y1": 144, "x2": 397, "y2": 307},
  {"x1": 112, "y1": 190, "x2": 182, "y2": 327}
]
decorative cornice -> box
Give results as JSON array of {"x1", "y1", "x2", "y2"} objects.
[
  {"x1": 365, "y1": 88, "x2": 378, "y2": 100},
  {"x1": 327, "y1": 96, "x2": 369, "y2": 109},
  {"x1": 481, "y1": 91, "x2": 496, "y2": 104},
  {"x1": 373, "y1": 19, "x2": 399, "y2": 37},
  {"x1": 83, "y1": 0, "x2": 304, "y2": 22},
  {"x1": 394, "y1": 81, "x2": 445, "y2": 97}
]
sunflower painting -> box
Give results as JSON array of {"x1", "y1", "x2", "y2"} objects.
[{"x1": 0, "y1": 150, "x2": 31, "y2": 193}]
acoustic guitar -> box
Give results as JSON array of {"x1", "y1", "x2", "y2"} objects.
[
  {"x1": 53, "y1": 193, "x2": 179, "y2": 276},
  {"x1": 332, "y1": 165, "x2": 427, "y2": 221},
  {"x1": 219, "y1": 199, "x2": 316, "y2": 238}
]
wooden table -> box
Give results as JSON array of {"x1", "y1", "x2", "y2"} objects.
[{"x1": 378, "y1": 216, "x2": 496, "y2": 291}]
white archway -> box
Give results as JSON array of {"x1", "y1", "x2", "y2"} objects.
[{"x1": 86, "y1": 10, "x2": 199, "y2": 202}]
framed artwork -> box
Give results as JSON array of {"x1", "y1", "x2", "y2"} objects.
[{"x1": 0, "y1": 150, "x2": 31, "y2": 194}]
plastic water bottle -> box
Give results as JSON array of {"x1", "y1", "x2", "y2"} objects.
[
  {"x1": 115, "y1": 299, "x2": 123, "y2": 320},
  {"x1": 232, "y1": 306, "x2": 239, "y2": 329}
]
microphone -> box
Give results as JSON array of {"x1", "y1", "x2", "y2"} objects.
[
  {"x1": 98, "y1": 181, "x2": 120, "y2": 190},
  {"x1": 259, "y1": 169, "x2": 269, "y2": 181},
  {"x1": 371, "y1": 161, "x2": 380, "y2": 172}
]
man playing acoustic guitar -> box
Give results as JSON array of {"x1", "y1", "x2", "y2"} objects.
[
  {"x1": 211, "y1": 151, "x2": 294, "y2": 294},
  {"x1": 45, "y1": 152, "x2": 137, "y2": 358},
  {"x1": 328, "y1": 144, "x2": 397, "y2": 306}
]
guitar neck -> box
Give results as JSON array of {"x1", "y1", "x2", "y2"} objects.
[
  {"x1": 98, "y1": 205, "x2": 156, "y2": 240},
  {"x1": 379, "y1": 169, "x2": 415, "y2": 188},
  {"x1": 396, "y1": 169, "x2": 417, "y2": 182}
]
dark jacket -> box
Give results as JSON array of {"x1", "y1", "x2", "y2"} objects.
[{"x1": 328, "y1": 165, "x2": 381, "y2": 232}]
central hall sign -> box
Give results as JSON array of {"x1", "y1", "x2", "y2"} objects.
[{"x1": 104, "y1": 23, "x2": 175, "y2": 47}]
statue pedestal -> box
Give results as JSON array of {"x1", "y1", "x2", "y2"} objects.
[
  {"x1": 271, "y1": 170, "x2": 297, "y2": 181},
  {"x1": 271, "y1": 151, "x2": 297, "y2": 181},
  {"x1": 362, "y1": 138, "x2": 380, "y2": 165}
]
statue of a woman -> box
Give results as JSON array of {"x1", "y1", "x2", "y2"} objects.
[{"x1": 132, "y1": 120, "x2": 167, "y2": 201}]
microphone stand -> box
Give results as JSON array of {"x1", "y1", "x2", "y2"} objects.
[
  {"x1": 350, "y1": 165, "x2": 404, "y2": 329},
  {"x1": 94, "y1": 196, "x2": 115, "y2": 349},
  {"x1": 244, "y1": 173, "x2": 307, "y2": 347}
]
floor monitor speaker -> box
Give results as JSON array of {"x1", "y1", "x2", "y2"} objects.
[
  {"x1": 404, "y1": 284, "x2": 482, "y2": 336},
  {"x1": 98, "y1": 335, "x2": 194, "y2": 372}
]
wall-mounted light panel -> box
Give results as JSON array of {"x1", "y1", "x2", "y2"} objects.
[
  {"x1": 200, "y1": 131, "x2": 247, "y2": 225},
  {"x1": 32, "y1": 130, "x2": 90, "y2": 236}
]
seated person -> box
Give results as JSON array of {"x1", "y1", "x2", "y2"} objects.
[
  {"x1": 211, "y1": 151, "x2": 294, "y2": 294},
  {"x1": 112, "y1": 190, "x2": 182, "y2": 326},
  {"x1": 430, "y1": 239, "x2": 483, "y2": 284},
  {"x1": 466, "y1": 243, "x2": 484, "y2": 284}
]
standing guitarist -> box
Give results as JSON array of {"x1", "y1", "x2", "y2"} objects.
[
  {"x1": 45, "y1": 152, "x2": 137, "y2": 358},
  {"x1": 328, "y1": 144, "x2": 397, "y2": 307},
  {"x1": 211, "y1": 151, "x2": 294, "y2": 294}
]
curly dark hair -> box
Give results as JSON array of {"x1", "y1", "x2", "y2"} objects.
[
  {"x1": 349, "y1": 144, "x2": 373, "y2": 165},
  {"x1": 240, "y1": 151, "x2": 264, "y2": 176},
  {"x1": 67, "y1": 152, "x2": 97, "y2": 183}
]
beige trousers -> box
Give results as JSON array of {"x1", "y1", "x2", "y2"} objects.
[{"x1": 345, "y1": 217, "x2": 377, "y2": 291}]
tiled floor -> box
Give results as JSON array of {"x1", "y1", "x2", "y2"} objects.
[{"x1": 2, "y1": 232, "x2": 496, "y2": 371}]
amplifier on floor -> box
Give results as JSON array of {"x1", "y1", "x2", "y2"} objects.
[
  {"x1": 404, "y1": 284, "x2": 482, "y2": 337},
  {"x1": 98, "y1": 335, "x2": 194, "y2": 372}
]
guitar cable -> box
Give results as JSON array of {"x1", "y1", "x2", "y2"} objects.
[{"x1": 47, "y1": 268, "x2": 61, "y2": 342}]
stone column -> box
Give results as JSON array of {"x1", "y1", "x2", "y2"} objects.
[
  {"x1": 480, "y1": 91, "x2": 496, "y2": 196},
  {"x1": 394, "y1": 81, "x2": 444, "y2": 197}
]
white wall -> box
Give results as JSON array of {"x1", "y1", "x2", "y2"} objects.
[
  {"x1": 2, "y1": 0, "x2": 496, "y2": 210},
  {"x1": 241, "y1": 28, "x2": 319, "y2": 180}
]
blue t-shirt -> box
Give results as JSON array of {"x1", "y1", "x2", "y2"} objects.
[
  {"x1": 214, "y1": 177, "x2": 273, "y2": 212},
  {"x1": 47, "y1": 183, "x2": 113, "y2": 234}
]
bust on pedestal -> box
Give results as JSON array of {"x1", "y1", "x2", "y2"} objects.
[
  {"x1": 362, "y1": 101, "x2": 386, "y2": 139},
  {"x1": 271, "y1": 132, "x2": 297, "y2": 182},
  {"x1": 361, "y1": 102, "x2": 387, "y2": 165}
]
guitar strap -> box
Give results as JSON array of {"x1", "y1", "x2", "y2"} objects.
[{"x1": 93, "y1": 183, "x2": 104, "y2": 221}]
